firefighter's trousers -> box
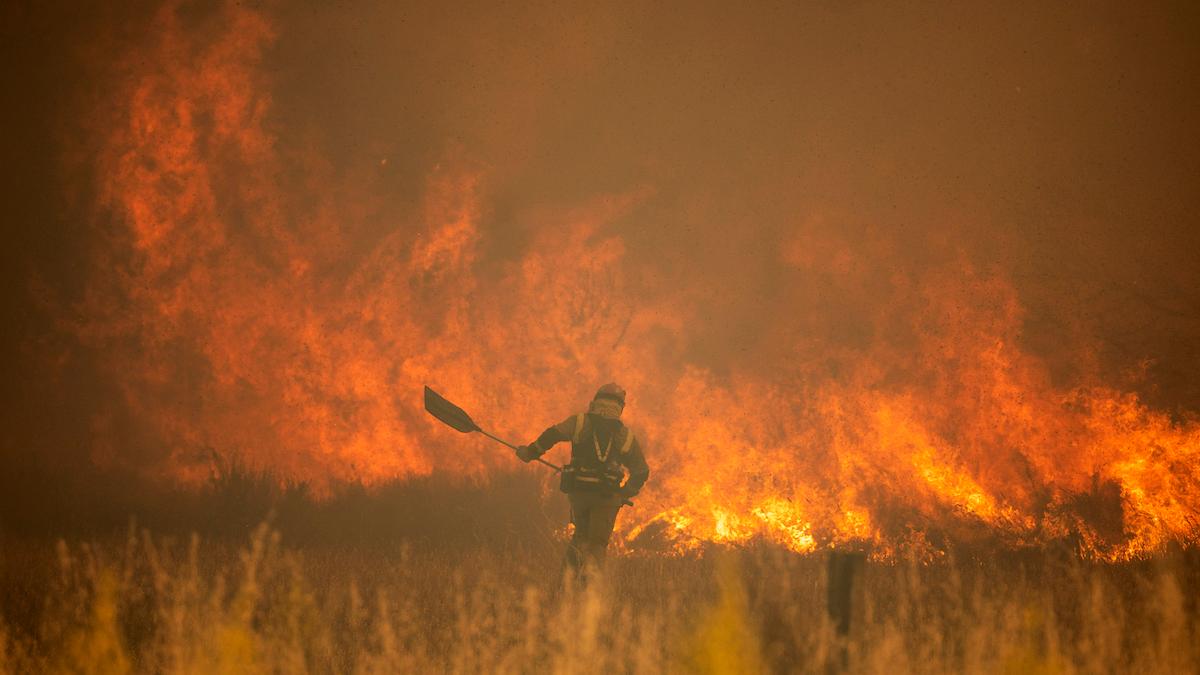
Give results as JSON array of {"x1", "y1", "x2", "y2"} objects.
[{"x1": 566, "y1": 492, "x2": 623, "y2": 574}]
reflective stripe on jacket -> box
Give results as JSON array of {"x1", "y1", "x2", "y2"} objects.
[{"x1": 529, "y1": 412, "x2": 650, "y2": 496}]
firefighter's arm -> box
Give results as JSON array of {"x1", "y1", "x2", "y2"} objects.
[
  {"x1": 619, "y1": 437, "x2": 650, "y2": 497},
  {"x1": 516, "y1": 416, "x2": 575, "y2": 462}
]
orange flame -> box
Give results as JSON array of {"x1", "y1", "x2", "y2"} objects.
[{"x1": 71, "y1": 2, "x2": 1200, "y2": 560}]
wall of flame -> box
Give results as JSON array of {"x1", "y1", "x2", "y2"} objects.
[{"x1": 58, "y1": 1, "x2": 1200, "y2": 560}]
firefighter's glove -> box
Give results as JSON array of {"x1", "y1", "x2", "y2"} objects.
[{"x1": 515, "y1": 445, "x2": 538, "y2": 463}]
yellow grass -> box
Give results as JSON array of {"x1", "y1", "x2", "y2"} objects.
[{"x1": 1, "y1": 522, "x2": 1197, "y2": 674}]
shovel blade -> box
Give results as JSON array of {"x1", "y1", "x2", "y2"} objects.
[{"x1": 424, "y1": 386, "x2": 480, "y2": 434}]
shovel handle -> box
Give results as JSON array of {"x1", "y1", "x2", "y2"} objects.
[
  {"x1": 537, "y1": 458, "x2": 562, "y2": 471},
  {"x1": 478, "y1": 429, "x2": 562, "y2": 471}
]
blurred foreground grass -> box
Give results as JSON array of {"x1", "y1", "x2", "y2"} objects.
[
  {"x1": 0, "y1": 464, "x2": 1197, "y2": 673},
  {"x1": 1, "y1": 524, "x2": 1198, "y2": 674}
]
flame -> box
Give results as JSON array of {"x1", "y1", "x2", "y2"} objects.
[{"x1": 68, "y1": 1, "x2": 1200, "y2": 560}]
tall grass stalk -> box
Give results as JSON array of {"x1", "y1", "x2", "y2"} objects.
[{"x1": 1, "y1": 525, "x2": 1196, "y2": 673}]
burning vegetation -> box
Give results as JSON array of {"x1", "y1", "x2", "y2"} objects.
[
  {"x1": 48, "y1": 1, "x2": 1200, "y2": 563},
  {"x1": 3, "y1": 3, "x2": 1200, "y2": 671}
]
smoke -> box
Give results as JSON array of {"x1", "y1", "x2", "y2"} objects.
[{"x1": 6, "y1": 0, "x2": 1200, "y2": 556}]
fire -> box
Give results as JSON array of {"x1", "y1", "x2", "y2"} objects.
[{"x1": 68, "y1": 1, "x2": 1200, "y2": 560}]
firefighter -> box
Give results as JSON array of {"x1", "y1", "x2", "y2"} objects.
[{"x1": 516, "y1": 383, "x2": 650, "y2": 576}]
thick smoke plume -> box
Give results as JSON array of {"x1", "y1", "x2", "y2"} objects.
[{"x1": 8, "y1": 1, "x2": 1200, "y2": 558}]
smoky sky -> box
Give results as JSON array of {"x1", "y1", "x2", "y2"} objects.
[
  {"x1": 2, "y1": 0, "x2": 1199, "y2": 480},
  {"x1": 273, "y1": 0, "x2": 1200, "y2": 392}
]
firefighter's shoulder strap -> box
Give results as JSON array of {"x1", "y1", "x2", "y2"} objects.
[
  {"x1": 619, "y1": 425, "x2": 635, "y2": 456},
  {"x1": 571, "y1": 413, "x2": 586, "y2": 444}
]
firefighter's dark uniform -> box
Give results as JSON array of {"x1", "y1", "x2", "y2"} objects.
[{"x1": 518, "y1": 385, "x2": 649, "y2": 574}]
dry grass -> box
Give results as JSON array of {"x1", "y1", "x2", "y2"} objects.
[
  {"x1": 1, "y1": 522, "x2": 1198, "y2": 674},
  {"x1": 0, "y1": 465, "x2": 1197, "y2": 673}
]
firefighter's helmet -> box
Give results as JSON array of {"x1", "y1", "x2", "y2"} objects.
[{"x1": 589, "y1": 382, "x2": 626, "y2": 418}]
